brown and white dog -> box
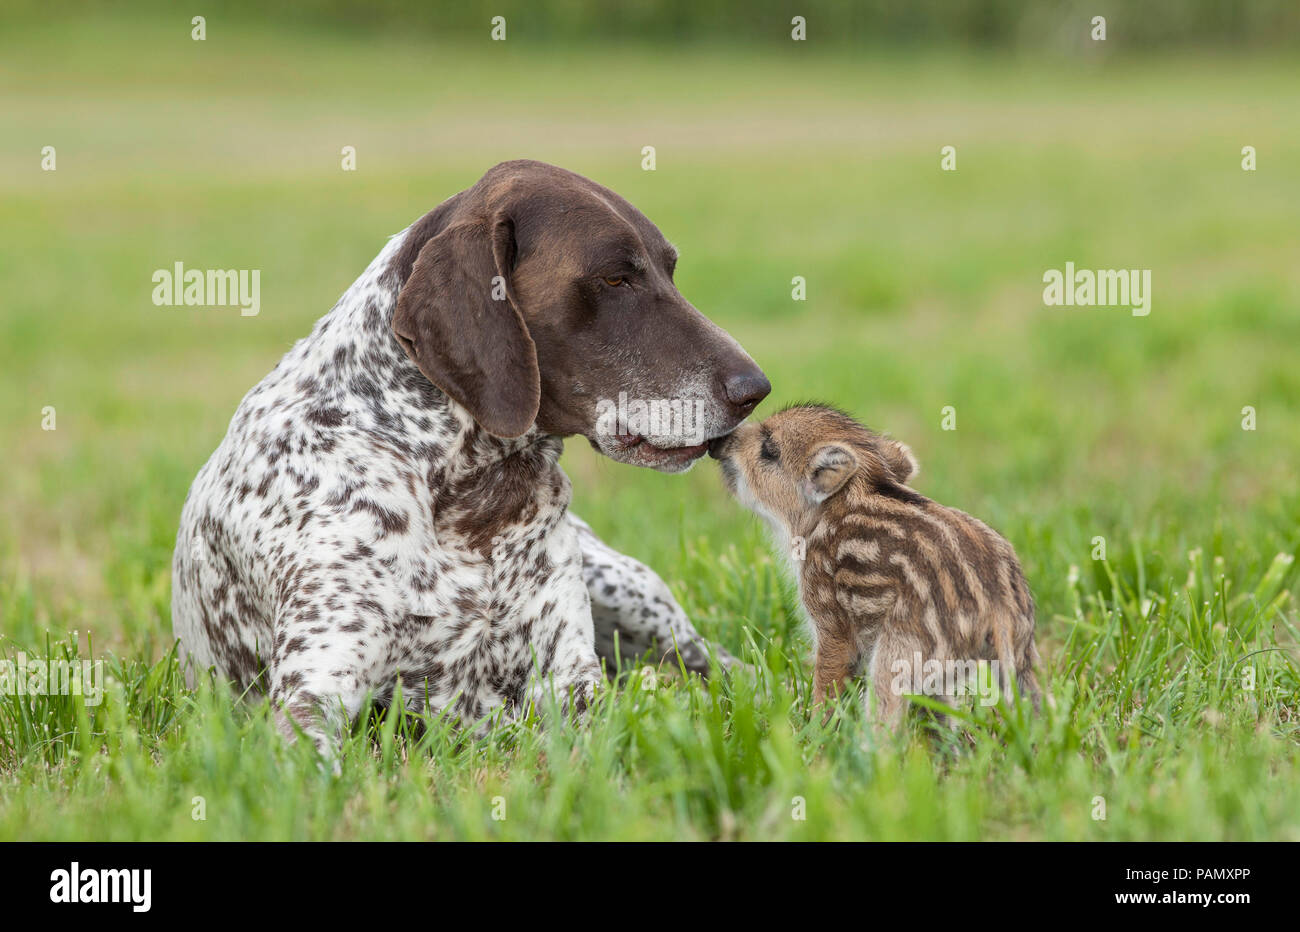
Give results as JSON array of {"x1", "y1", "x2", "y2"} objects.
[{"x1": 171, "y1": 160, "x2": 770, "y2": 758}]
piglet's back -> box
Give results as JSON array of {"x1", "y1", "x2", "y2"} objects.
[{"x1": 808, "y1": 477, "x2": 1036, "y2": 664}]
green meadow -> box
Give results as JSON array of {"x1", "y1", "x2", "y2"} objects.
[{"x1": 1, "y1": 16, "x2": 1298, "y2": 839}]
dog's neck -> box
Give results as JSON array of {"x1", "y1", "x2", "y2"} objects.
[{"x1": 298, "y1": 226, "x2": 561, "y2": 481}]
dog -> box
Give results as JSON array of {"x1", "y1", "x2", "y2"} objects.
[
  {"x1": 710, "y1": 404, "x2": 1039, "y2": 725},
  {"x1": 171, "y1": 160, "x2": 770, "y2": 757}
]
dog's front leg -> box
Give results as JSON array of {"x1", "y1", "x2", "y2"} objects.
[
  {"x1": 516, "y1": 519, "x2": 604, "y2": 716},
  {"x1": 567, "y1": 513, "x2": 742, "y2": 676}
]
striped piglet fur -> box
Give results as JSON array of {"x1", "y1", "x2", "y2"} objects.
[{"x1": 711, "y1": 404, "x2": 1039, "y2": 726}]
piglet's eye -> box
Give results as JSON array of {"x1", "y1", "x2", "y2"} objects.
[
  {"x1": 603, "y1": 276, "x2": 626, "y2": 287},
  {"x1": 760, "y1": 437, "x2": 779, "y2": 462}
]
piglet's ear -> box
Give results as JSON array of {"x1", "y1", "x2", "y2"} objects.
[
  {"x1": 877, "y1": 439, "x2": 919, "y2": 485},
  {"x1": 803, "y1": 442, "x2": 858, "y2": 504}
]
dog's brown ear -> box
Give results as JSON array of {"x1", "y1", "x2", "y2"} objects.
[{"x1": 392, "y1": 215, "x2": 540, "y2": 438}]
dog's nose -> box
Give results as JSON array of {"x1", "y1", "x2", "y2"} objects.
[{"x1": 722, "y1": 368, "x2": 771, "y2": 418}]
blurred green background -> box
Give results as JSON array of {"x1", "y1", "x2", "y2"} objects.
[
  {"x1": 3, "y1": 3, "x2": 1296, "y2": 655},
  {"x1": 10, "y1": 0, "x2": 1300, "y2": 46},
  {"x1": 1, "y1": 2, "x2": 1298, "y2": 839}
]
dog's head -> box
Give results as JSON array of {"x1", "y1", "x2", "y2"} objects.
[{"x1": 390, "y1": 160, "x2": 770, "y2": 472}]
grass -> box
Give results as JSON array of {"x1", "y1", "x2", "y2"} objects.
[{"x1": 1, "y1": 15, "x2": 1298, "y2": 840}]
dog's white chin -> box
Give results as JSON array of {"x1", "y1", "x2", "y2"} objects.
[
  {"x1": 646, "y1": 455, "x2": 703, "y2": 475},
  {"x1": 591, "y1": 436, "x2": 710, "y2": 473}
]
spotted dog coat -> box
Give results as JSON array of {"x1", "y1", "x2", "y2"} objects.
[
  {"x1": 172, "y1": 161, "x2": 768, "y2": 755},
  {"x1": 572, "y1": 516, "x2": 719, "y2": 673}
]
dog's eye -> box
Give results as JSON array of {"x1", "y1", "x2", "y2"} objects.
[
  {"x1": 603, "y1": 276, "x2": 626, "y2": 287},
  {"x1": 760, "y1": 436, "x2": 779, "y2": 463}
]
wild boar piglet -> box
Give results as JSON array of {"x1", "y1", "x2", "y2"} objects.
[{"x1": 710, "y1": 404, "x2": 1040, "y2": 725}]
